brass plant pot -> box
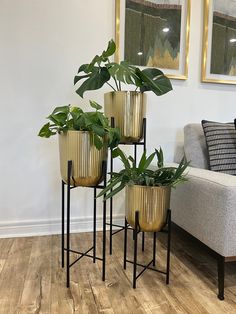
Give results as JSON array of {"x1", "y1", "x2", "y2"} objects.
[
  {"x1": 104, "y1": 91, "x2": 146, "y2": 143},
  {"x1": 125, "y1": 185, "x2": 171, "y2": 232},
  {"x1": 58, "y1": 130, "x2": 107, "y2": 186}
]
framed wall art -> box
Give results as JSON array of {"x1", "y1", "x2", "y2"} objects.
[
  {"x1": 202, "y1": 0, "x2": 236, "y2": 84},
  {"x1": 115, "y1": 0, "x2": 191, "y2": 80}
]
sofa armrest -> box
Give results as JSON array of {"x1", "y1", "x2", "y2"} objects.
[{"x1": 170, "y1": 165, "x2": 236, "y2": 257}]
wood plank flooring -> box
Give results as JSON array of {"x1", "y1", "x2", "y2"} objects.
[{"x1": 0, "y1": 227, "x2": 236, "y2": 313}]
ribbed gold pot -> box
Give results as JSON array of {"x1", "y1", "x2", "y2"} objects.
[
  {"x1": 58, "y1": 130, "x2": 107, "y2": 186},
  {"x1": 104, "y1": 91, "x2": 146, "y2": 143},
  {"x1": 125, "y1": 185, "x2": 171, "y2": 232}
]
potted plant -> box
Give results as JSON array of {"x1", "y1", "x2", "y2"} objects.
[
  {"x1": 38, "y1": 101, "x2": 120, "y2": 187},
  {"x1": 98, "y1": 148, "x2": 189, "y2": 232},
  {"x1": 74, "y1": 40, "x2": 173, "y2": 143}
]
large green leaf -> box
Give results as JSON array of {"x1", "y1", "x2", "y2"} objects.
[
  {"x1": 137, "y1": 68, "x2": 173, "y2": 96},
  {"x1": 102, "y1": 39, "x2": 116, "y2": 59},
  {"x1": 89, "y1": 100, "x2": 103, "y2": 111},
  {"x1": 75, "y1": 67, "x2": 110, "y2": 98},
  {"x1": 48, "y1": 112, "x2": 67, "y2": 127},
  {"x1": 112, "y1": 147, "x2": 131, "y2": 170},
  {"x1": 74, "y1": 74, "x2": 90, "y2": 85},
  {"x1": 155, "y1": 147, "x2": 164, "y2": 168},
  {"x1": 51, "y1": 105, "x2": 70, "y2": 116},
  {"x1": 107, "y1": 61, "x2": 139, "y2": 85},
  {"x1": 93, "y1": 134, "x2": 103, "y2": 150},
  {"x1": 138, "y1": 151, "x2": 155, "y2": 174},
  {"x1": 91, "y1": 124, "x2": 106, "y2": 137},
  {"x1": 38, "y1": 122, "x2": 57, "y2": 138}
]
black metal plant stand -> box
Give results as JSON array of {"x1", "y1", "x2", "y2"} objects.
[
  {"x1": 108, "y1": 117, "x2": 147, "y2": 255},
  {"x1": 61, "y1": 160, "x2": 107, "y2": 287},
  {"x1": 124, "y1": 209, "x2": 171, "y2": 288}
]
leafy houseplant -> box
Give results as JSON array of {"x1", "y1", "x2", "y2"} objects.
[
  {"x1": 38, "y1": 101, "x2": 120, "y2": 187},
  {"x1": 98, "y1": 148, "x2": 189, "y2": 232},
  {"x1": 74, "y1": 39, "x2": 172, "y2": 97},
  {"x1": 38, "y1": 100, "x2": 120, "y2": 149},
  {"x1": 74, "y1": 39, "x2": 173, "y2": 143}
]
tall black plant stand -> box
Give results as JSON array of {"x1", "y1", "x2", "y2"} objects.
[
  {"x1": 61, "y1": 160, "x2": 107, "y2": 287},
  {"x1": 108, "y1": 117, "x2": 147, "y2": 255},
  {"x1": 124, "y1": 209, "x2": 171, "y2": 288}
]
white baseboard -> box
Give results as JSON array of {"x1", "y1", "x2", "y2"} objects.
[{"x1": 0, "y1": 214, "x2": 124, "y2": 238}]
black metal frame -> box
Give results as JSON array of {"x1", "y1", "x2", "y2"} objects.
[
  {"x1": 124, "y1": 209, "x2": 172, "y2": 288},
  {"x1": 108, "y1": 117, "x2": 147, "y2": 255},
  {"x1": 61, "y1": 160, "x2": 107, "y2": 287},
  {"x1": 172, "y1": 223, "x2": 227, "y2": 300}
]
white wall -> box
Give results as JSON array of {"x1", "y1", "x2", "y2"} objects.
[{"x1": 0, "y1": 0, "x2": 235, "y2": 237}]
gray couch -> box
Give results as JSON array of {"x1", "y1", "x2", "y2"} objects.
[{"x1": 171, "y1": 123, "x2": 236, "y2": 300}]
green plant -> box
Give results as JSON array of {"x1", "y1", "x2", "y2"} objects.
[
  {"x1": 98, "y1": 147, "x2": 189, "y2": 200},
  {"x1": 74, "y1": 39, "x2": 173, "y2": 98},
  {"x1": 38, "y1": 101, "x2": 120, "y2": 149}
]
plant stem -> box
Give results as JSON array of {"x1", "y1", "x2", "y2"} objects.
[
  {"x1": 106, "y1": 82, "x2": 116, "y2": 91},
  {"x1": 119, "y1": 80, "x2": 121, "y2": 91},
  {"x1": 107, "y1": 58, "x2": 119, "y2": 91},
  {"x1": 113, "y1": 77, "x2": 119, "y2": 91}
]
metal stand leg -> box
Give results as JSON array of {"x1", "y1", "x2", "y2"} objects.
[
  {"x1": 124, "y1": 218, "x2": 128, "y2": 270},
  {"x1": 93, "y1": 188, "x2": 96, "y2": 263},
  {"x1": 110, "y1": 150, "x2": 113, "y2": 255},
  {"x1": 124, "y1": 207, "x2": 171, "y2": 289},
  {"x1": 141, "y1": 120, "x2": 146, "y2": 253},
  {"x1": 102, "y1": 164, "x2": 107, "y2": 281},
  {"x1": 153, "y1": 232, "x2": 157, "y2": 267},
  {"x1": 62, "y1": 160, "x2": 107, "y2": 288},
  {"x1": 110, "y1": 197, "x2": 113, "y2": 255},
  {"x1": 109, "y1": 117, "x2": 114, "y2": 255},
  {"x1": 107, "y1": 117, "x2": 147, "y2": 256},
  {"x1": 102, "y1": 196, "x2": 106, "y2": 281},
  {"x1": 217, "y1": 255, "x2": 225, "y2": 300},
  {"x1": 66, "y1": 161, "x2": 72, "y2": 288},
  {"x1": 133, "y1": 211, "x2": 139, "y2": 289},
  {"x1": 134, "y1": 144, "x2": 137, "y2": 165},
  {"x1": 166, "y1": 209, "x2": 171, "y2": 285},
  {"x1": 142, "y1": 232, "x2": 145, "y2": 252},
  {"x1": 62, "y1": 181, "x2": 65, "y2": 268}
]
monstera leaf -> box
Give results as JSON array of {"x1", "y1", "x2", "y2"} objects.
[
  {"x1": 136, "y1": 68, "x2": 173, "y2": 96},
  {"x1": 107, "y1": 61, "x2": 139, "y2": 85}
]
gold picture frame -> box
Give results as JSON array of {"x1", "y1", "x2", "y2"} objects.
[
  {"x1": 115, "y1": 0, "x2": 191, "y2": 80},
  {"x1": 202, "y1": 0, "x2": 236, "y2": 85}
]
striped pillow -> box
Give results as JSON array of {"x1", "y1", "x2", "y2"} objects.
[{"x1": 201, "y1": 120, "x2": 236, "y2": 175}]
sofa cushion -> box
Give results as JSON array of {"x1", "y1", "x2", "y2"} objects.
[
  {"x1": 171, "y1": 164, "x2": 236, "y2": 257},
  {"x1": 184, "y1": 124, "x2": 208, "y2": 169},
  {"x1": 201, "y1": 120, "x2": 236, "y2": 175}
]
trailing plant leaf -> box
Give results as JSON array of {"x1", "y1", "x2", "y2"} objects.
[
  {"x1": 38, "y1": 104, "x2": 120, "y2": 150},
  {"x1": 89, "y1": 100, "x2": 102, "y2": 111},
  {"x1": 38, "y1": 122, "x2": 57, "y2": 138}
]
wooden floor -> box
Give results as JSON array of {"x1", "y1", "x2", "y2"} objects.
[{"x1": 0, "y1": 228, "x2": 236, "y2": 314}]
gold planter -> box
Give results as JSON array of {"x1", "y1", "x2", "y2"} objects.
[
  {"x1": 104, "y1": 91, "x2": 146, "y2": 143},
  {"x1": 58, "y1": 130, "x2": 107, "y2": 186},
  {"x1": 125, "y1": 185, "x2": 171, "y2": 232}
]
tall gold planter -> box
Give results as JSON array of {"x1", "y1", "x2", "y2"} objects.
[
  {"x1": 125, "y1": 185, "x2": 171, "y2": 232},
  {"x1": 104, "y1": 91, "x2": 146, "y2": 143},
  {"x1": 58, "y1": 130, "x2": 107, "y2": 186}
]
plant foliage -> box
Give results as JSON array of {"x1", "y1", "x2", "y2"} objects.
[
  {"x1": 74, "y1": 39, "x2": 173, "y2": 98},
  {"x1": 38, "y1": 101, "x2": 120, "y2": 150},
  {"x1": 98, "y1": 148, "x2": 190, "y2": 200}
]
